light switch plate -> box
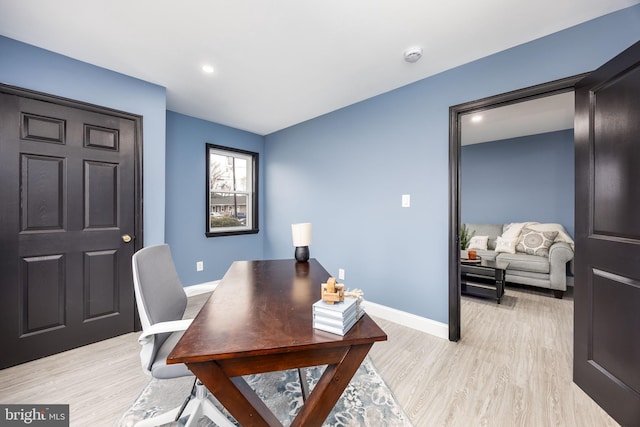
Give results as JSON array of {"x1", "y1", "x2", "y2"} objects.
[{"x1": 402, "y1": 194, "x2": 411, "y2": 207}]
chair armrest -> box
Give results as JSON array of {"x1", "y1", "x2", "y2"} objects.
[
  {"x1": 184, "y1": 281, "x2": 220, "y2": 297},
  {"x1": 138, "y1": 319, "x2": 193, "y2": 345}
]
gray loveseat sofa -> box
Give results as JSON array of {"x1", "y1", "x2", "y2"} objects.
[{"x1": 463, "y1": 223, "x2": 574, "y2": 298}]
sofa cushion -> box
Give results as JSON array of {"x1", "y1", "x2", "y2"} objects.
[
  {"x1": 496, "y1": 252, "x2": 550, "y2": 274},
  {"x1": 464, "y1": 224, "x2": 503, "y2": 250},
  {"x1": 504, "y1": 271, "x2": 553, "y2": 289},
  {"x1": 506, "y1": 269, "x2": 550, "y2": 280},
  {"x1": 516, "y1": 228, "x2": 558, "y2": 257}
]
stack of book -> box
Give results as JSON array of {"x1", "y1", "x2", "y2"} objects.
[{"x1": 312, "y1": 297, "x2": 358, "y2": 336}]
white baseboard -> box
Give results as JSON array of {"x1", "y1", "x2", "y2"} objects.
[
  {"x1": 364, "y1": 301, "x2": 449, "y2": 340},
  {"x1": 184, "y1": 281, "x2": 220, "y2": 296}
]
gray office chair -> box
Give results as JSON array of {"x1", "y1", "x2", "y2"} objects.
[{"x1": 132, "y1": 244, "x2": 234, "y2": 427}]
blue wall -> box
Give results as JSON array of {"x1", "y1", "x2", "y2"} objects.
[
  {"x1": 461, "y1": 130, "x2": 575, "y2": 237},
  {"x1": 0, "y1": 36, "x2": 168, "y2": 246},
  {"x1": 264, "y1": 6, "x2": 640, "y2": 323},
  {"x1": 165, "y1": 111, "x2": 265, "y2": 285}
]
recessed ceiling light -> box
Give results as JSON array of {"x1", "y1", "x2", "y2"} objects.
[
  {"x1": 471, "y1": 115, "x2": 483, "y2": 123},
  {"x1": 202, "y1": 65, "x2": 214, "y2": 74}
]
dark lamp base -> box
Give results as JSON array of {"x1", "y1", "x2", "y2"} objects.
[{"x1": 294, "y1": 246, "x2": 309, "y2": 262}]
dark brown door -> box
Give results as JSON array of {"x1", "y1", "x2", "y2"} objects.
[
  {"x1": 0, "y1": 87, "x2": 140, "y2": 369},
  {"x1": 574, "y1": 41, "x2": 640, "y2": 426}
]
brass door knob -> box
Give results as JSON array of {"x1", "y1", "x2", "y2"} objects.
[{"x1": 122, "y1": 234, "x2": 132, "y2": 243}]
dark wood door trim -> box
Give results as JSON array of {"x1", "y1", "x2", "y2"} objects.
[
  {"x1": 447, "y1": 73, "x2": 588, "y2": 341},
  {"x1": 0, "y1": 83, "x2": 144, "y2": 332}
]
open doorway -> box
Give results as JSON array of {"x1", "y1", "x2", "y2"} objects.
[{"x1": 447, "y1": 73, "x2": 587, "y2": 341}]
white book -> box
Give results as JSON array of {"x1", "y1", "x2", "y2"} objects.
[
  {"x1": 314, "y1": 309, "x2": 357, "y2": 323},
  {"x1": 313, "y1": 316, "x2": 357, "y2": 336},
  {"x1": 312, "y1": 298, "x2": 357, "y2": 318},
  {"x1": 355, "y1": 300, "x2": 365, "y2": 319},
  {"x1": 313, "y1": 310, "x2": 357, "y2": 327}
]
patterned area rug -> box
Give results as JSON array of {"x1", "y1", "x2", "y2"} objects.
[{"x1": 117, "y1": 357, "x2": 413, "y2": 426}]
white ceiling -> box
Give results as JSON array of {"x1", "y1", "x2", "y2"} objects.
[
  {"x1": 461, "y1": 91, "x2": 575, "y2": 145},
  {"x1": 0, "y1": 0, "x2": 636, "y2": 135}
]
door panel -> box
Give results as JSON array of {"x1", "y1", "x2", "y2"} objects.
[
  {"x1": 21, "y1": 113, "x2": 65, "y2": 143},
  {"x1": 85, "y1": 161, "x2": 118, "y2": 227},
  {"x1": 21, "y1": 154, "x2": 65, "y2": 230},
  {"x1": 0, "y1": 88, "x2": 141, "y2": 369},
  {"x1": 21, "y1": 254, "x2": 65, "y2": 335},
  {"x1": 84, "y1": 250, "x2": 119, "y2": 320},
  {"x1": 591, "y1": 270, "x2": 640, "y2": 394},
  {"x1": 574, "y1": 41, "x2": 640, "y2": 426},
  {"x1": 592, "y1": 64, "x2": 640, "y2": 239}
]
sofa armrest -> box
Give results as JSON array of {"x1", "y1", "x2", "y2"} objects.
[
  {"x1": 549, "y1": 242, "x2": 574, "y2": 291},
  {"x1": 549, "y1": 242, "x2": 574, "y2": 263}
]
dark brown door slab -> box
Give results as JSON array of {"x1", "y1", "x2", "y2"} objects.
[
  {"x1": 574, "y1": 40, "x2": 640, "y2": 426},
  {"x1": 0, "y1": 87, "x2": 141, "y2": 369}
]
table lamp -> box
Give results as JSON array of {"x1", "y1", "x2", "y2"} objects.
[{"x1": 291, "y1": 223, "x2": 312, "y2": 262}]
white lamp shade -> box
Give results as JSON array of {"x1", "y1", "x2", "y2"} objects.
[{"x1": 291, "y1": 223, "x2": 312, "y2": 247}]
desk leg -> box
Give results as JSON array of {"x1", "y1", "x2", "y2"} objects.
[
  {"x1": 188, "y1": 343, "x2": 373, "y2": 427},
  {"x1": 291, "y1": 343, "x2": 372, "y2": 427},
  {"x1": 188, "y1": 361, "x2": 279, "y2": 427},
  {"x1": 298, "y1": 368, "x2": 310, "y2": 402}
]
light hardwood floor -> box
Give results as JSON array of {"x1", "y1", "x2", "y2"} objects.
[{"x1": 0, "y1": 285, "x2": 618, "y2": 427}]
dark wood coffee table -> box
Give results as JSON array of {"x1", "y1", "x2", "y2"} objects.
[
  {"x1": 461, "y1": 259, "x2": 509, "y2": 304},
  {"x1": 167, "y1": 259, "x2": 387, "y2": 427}
]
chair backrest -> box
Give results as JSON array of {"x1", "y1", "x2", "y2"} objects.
[{"x1": 132, "y1": 244, "x2": 188, "y2": 371}]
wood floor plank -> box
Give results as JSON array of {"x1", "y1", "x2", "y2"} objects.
[
  {"x1": 0, "y1": 286, "x2": 619, "y2": 426},
  {"x1": 368, "y1": 285, "x2": 619, "y2": 427}
]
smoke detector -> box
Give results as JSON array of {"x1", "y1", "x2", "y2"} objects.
[{"x1": 404, "y1": 46, "x2": 423, "y2": 63}]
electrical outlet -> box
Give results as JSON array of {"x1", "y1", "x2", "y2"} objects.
[
  {"x1": 338, "y1": 268, "x2": 345, "y2": 281},
  {"x1": 196, "y1": 261, "x2": 204, "y2": 272},
  {"x1": 402, "y1": 194, "x2": 411, "y2": 207}
]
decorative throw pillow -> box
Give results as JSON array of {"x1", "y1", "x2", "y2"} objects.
[
  {"x1": 467, "y1": 235, "x2": 489, "y2": 251},
  {"x1": 494, "y1": 236, "x2": 517, "y2": 254},
  {"x1": 516, "y1": 228, "x2": 558, "y2": 257},
  {"x1": 502, "y1": 222, "x2": 527, "y2": 239}
]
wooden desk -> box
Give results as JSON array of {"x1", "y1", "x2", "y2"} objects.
[{"x1": 167, "y1": 259, "x2": 387, "y2": 427}]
